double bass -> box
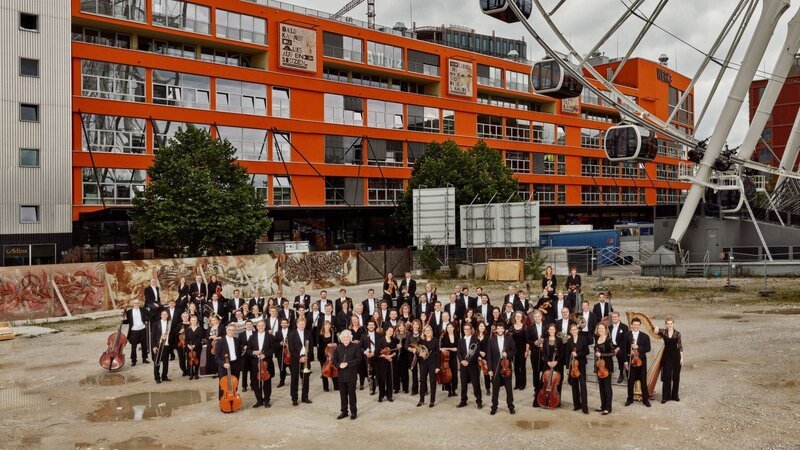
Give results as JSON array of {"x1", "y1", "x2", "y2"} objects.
[
  {"x1": 219, "y1": 354, "x2": 242, "y2": 413},
  {"x1": 99, "y1": 320, "x2": 127, "y2": 371},
  {"x1": 322, "y1": 345, "x2": 338, "y2": 378},
  {"x1": 436, "y1": 350, "x2": 452, "y2": 384}
]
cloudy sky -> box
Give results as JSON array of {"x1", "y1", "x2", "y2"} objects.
[{"x1": 287, "y1": 0, "x2": 797, "y2": 147}]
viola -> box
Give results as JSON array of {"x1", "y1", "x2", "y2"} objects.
[
  {"x1": 479, "y1": 357, "x2": 489, "y2": 375},
  {"x1": 188, "y1": 348, "x2": 199, "y2": 367},
  {"x1": 322, "y1": 345, "x2": 338, "y2": 378},
  {"x1": 257, "y1": 357, "x2": 271, "y2": 382},
  {"x1": 536, "y1": 369, "x2": 561, "y2": 409},
  {"x1": 596, "y1": 358, "x2": 609, "y2": 379},
  {"x1": 282, "y1": 344, "x2": 291, "y2": 365},
  {"x1": 569, "y1": 356, "x2": 581, "y2": 378},
  {"x1": 500, "y1": 357, "x2": 512, "y2": 378},
  {"x1": 99, "y1": 320, "x2": 127, "y2": 372},
  {"x1": 436, "y1": 350, "x2": 452, "y2": 384},
  {"x1": 177, "y1": 332, "x2": 186, "y2": 350},
  {"x1": 219, "y1": 354, "x2": 242, "y2": 413}
]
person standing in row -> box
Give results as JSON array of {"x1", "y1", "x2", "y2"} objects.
[
  {"x1": 215, "y1": 324, "x2": 242, "y2": 399},
  {"x1": 333, "y1": 330, "x2": 362, "y2": 420},
  {"x1": 654, "y1": 316, "x2": 683, "y2": 403},
  {"x1": 249, "y1": 320, "x2": 276, "y2": 408},
  {"x1": 288, "y1": 317, "x2": 313, "y2": 406},
  {"x1": 594, "y1": 322, "x2": 614, "y2": 415},
  {"x1": 121, "y1": 299, "x2": 148, "y2": 366},
  {"x1": 487, "y1": 321, "x2": 515, "y2": 415},
  {"x1": 456, "y1": 323, "x2": 482, "y2": 409},
  {"x1": 412, "y1": 325, "x2": 440, "y2": 408},
  {"x1": 151, "y1": 309, "x2": 171, "y2": 383},
  {"x1": 526, "y1": 310, "x2": 546, "y2": 407},
  {"x1": 184, "y1": 315, "x2": 204, "y2": 380},
  {"x1": 565, "y1": 323, "x2": 589, "y2": 414},
  {"x1": 609, "y1": 311, "x2": 630, "y2": 383},
  {"x1": 625, "y1": 317, "x2": 652, "y2": 407}
]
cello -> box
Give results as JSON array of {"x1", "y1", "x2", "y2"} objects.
[
  {"x1": 99, "y1": 318, "x2": 127, "y2": 372},
  {"x1": 322, "y1": 345, "x2": 338, "y2": 378},
  {"x1": 436, "y1": 349, "x2": 452, "y2": 384},
  {"x1": 219, "y1": 354, "x2": 242, "y2": 413},
  {"x1": 536, "y1": 342, "x2": 561, "y2": 409}
]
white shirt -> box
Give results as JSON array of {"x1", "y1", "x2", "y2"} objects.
[
  {"x1": 464, "y1": 335, "x2": 471, "y2": 350},
  {"x1": 449, "y1": 303, "x2": 457, "y2": 317},
  {"x1": 131, "y1": 308, "x2": 145, "y2": 331},
  {"x1": 366, "y1": 298, "x2": 376, "y2": 314},
  {"x1": 212, "y1": 301, "x2": 220, "y2": 313},
  {"x1": 582, "y1": 311, "x2": 590, "y2": 332},
  {"x1": 556, "y1": 299, "x2": 565, "y2": 314},
  {"x1": 425, "y1": 292, "x2": 433, "y2": 301},
  {"x1": 480, "y1": 304, "x2": 489, "y2": 319},
  {"x1": 368, "y1": 332, "x2": 376, "y2": 352},
  {"x1": 298, "y1": 330, "x2": 306, "y2": 356},
  {"x1": 434, "y1": 311, "x2": 441, "y2": 323},
  {"x1": 245, "y1": 330, "x2": 253, "y2": 342},
  {"x1": 160, "y1": 320, "x2": 168, "y2": 334},
  {"x1": 598, "y1": 302, "x2": 606, "y2": 317},
  {"x1": 226, "y1": 336, "x2": 237, "y2": 361},
  {"x1": 632, "y1": 331, "x2": 640, "y2": 344},
  {"x1": 151, "y1": 285, "x2": 159, "y2": 301},
  {"x1": 168, "y1": 308, "x2": 175, "y2": 320},
  {"x1": 270, "y1": 317, "x2": 279, "y2": 334},
  {"x1": 497, "y1": 335, "x2": 505, "y2": 352},
  {"x1": 535, "y1": 323, "x2": 543, "y2": 339},
  {"x1": 421, "y1": 302, "x2": 428, "y2": 312},
  {"x1": 312, "y1": 311, "x2": 320, "y2": 326},
  {"x1": 257, "y1": 332, "x2": 266, "y2": 352},
  {"x1": 561, "y1": 319, "x2": 570, "y2": 332},
  {"x1": 325, "y1": 314, "x2": 333, "y2": 324}
]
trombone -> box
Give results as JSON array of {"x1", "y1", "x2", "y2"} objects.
[
  {"x1": 203, "y1": 304, "x2": 222, "y2": 321},
  {"x1": 302, "y1": 339, "x2": 312, "y2": 374}
]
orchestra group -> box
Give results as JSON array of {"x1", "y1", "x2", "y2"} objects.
[{"x1": 120, "y1": 267, "x2": 684, "y2": 419}]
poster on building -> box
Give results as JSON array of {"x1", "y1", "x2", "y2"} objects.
[
  {"x1": 279, "y1": 23, "x2": 317, "y2": 72},
  {"x1": 561, "y1": 96, "x2": 580, "y2": 114},
  {"x1": 448, "y1": 59, "x2": 473, "y2": 97}
]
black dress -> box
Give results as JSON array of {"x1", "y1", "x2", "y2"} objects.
[
  {"x1": 594, "y1": 337, "x2": 614, "y2": 412},
  {"x1": 510, "y1": 325, "x2": 528, "y2": 389},
  {"x1": 317, "y1": 333, "x2": 339, "y2": 391},
  {"x1": 657, "y1": 329, "x2": 683, "y2": 401},
  {"x1": 541, "y1": 337, "x2": 564, "y2": 398},
  {"x1": 542, "y1": 275, "x2": 558, "y2": 299},
  {"x1": 441, "y1": 333, "x2": 459, "y2": 395}
]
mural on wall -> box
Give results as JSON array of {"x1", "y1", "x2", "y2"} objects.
[
  {"x1": 281, "y1": 251, "x2": 357, "y2": 290},
  {"x1": 0, "y1": 263, "x2": 107, "y2": 320}
]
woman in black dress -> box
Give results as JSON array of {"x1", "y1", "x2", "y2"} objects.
[
  {"x1": 184, "y1": 315, "x2": 205, "y2": 380},
  {"x1": 542, "y1": 265, "x2": 557, "y2": 300},
  {"x1": 654, "y1": 315, "x2": 684, "y2": 403},
  {"x1": 564, "y1": 323, "x2": 589, "y2": 414},
  {"x1": 541, "y1": 323, "x2": 564, "y2": 401},
  {"x1": 395, "y1": 321, "x2": 409, "y2": 393},
  {"x1": 383, "y1": 273, "x2": 398, "y2": 306},
  {"x1": 440, "y1": 322, "x2": 459, "y2": 397},
  {"x1": 413, "y1": 325, "x2": 440, "y2": 407},
  {"x1": 207, "y1": 274, "x2": 222, "y2": 301},
  {"x1": 347, "y1": 315, "x2": 366, "y2": 390},
  {"x1": 317, "y1": 320, "x2": 339, "y2": 392},
  {"x1": 510, "y1": 311, "x2": 528, "y2": 390},
  {"x1": 594, "y1": 322, "x2": 614, "y2": 414},
  {"x1": 489, "y1": 307, "x2": 503, "y2": 332},
  {"x1": 475, "y1": 321, "x2": 491, "y2": 396},
  {"x1": 406, "y1": 319, "x2": 423, "y2": 396},
  {"x1": 376, "y1": 326, "x2": 399, "y2": 402}
]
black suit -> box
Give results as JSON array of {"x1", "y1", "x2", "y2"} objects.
[
  {"x1": 190, "y1": 282, "x2": 207, "y2": 300},
  {"x1": 150, "y1": 319, "x2": 171, "y2": 381},
  {"x1": 592, "y1": 301, "x2": 613, "y2": 320},
  {"x1": 228, "y1": 298, "x2": 247, "y2": 323},
  {"x1": 444, "y1": 302, "x2": 463, "y2": 322},
  {"x1": 288, "y1": 328, "x2": 313, "y2": 402},
  {"x1": 238, "y1": 329, "x2": 255, "y2": 390},
  {"x1": 122, "y1": 307, "x2": 148, "y2": 362},
  {"x1": 334, "y1": 297, "x2": 352, "y2": 315},
  {"x1": 457, "y1": 336, "x2": 482, "y2": 405},
  {"x1": 626, "y1": 331, "x2": 651, "y2": 403},
  {"x1": 215, "y1": 335, "x2": 244, "y2": 398},
  {"x1": 525, "y1": 321, "x2": 548, "y2": 403},
  {"x1": 564, "y1": 335, "x2": 590, "y2": 412},
  {"x1": 249, "y1": 296, "x2": 267, "y2": 312},
  {"x1": 577, "y1": 311, "x2": 598, "y2": 341},
  {"x1": 360, "y1": 330, "x2": 383, "y2": 393},
  {"x1": 458, "y1": 294, "x2": 477, "y2": 312},
  {"x1": 609, "y1": 322, "x2": 630, "y2": 380},
  {"x1": 556, "y1": 318, "x2": 574, "y2": 336},
  {"x1": 476, "y1": 303, "x2": 493, "y2": 323},
  {"x1": 550, "y1": 297, "x2": 576, "y2": 323},
  {"x1": 207, "y1": 300, "x2": 228, "y2": 326},
  {"x1": 512, "y1": 296, "x2": 531, "y2": 313},
  {"x1": 486, "y1": 334, "x2": 516, "y2": 412},
  {"x1": 398, "y1": 278, "x2": 417, "y2": 298},
  {"x1": 503, "y1": 294, "x2": 517, "y2": 307},
  {"x1": 361, "y1": 298, "x2": 379, "y2": 317},
  {"x1": 294, "y1": 294, "x2": 311, "y2": 310},
  {"x1": 278, "y1": 308, "x2": 296, "y2": 329},
  {"x1": 415, "y1": 299, "x2": 434, "y2": 318},
  {"x1": 275, "y1": 328, "x2": 291, "y2": 384},
  {"x1": 248, "y1": 331, "x2": 277, "y2": 405},
  {"x1": 144, "y1": 285, "x2": 162, "y2": 321},
  {"x1": 333, "y1": 342, "x2": 363, "y2": 416}
]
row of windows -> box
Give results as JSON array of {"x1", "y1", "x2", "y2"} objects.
[
  {"x1": 580, "y1": 186, "x2": 646, "y2": 205},
  {"x1": 323, "y1": 137, "x2": 429, "y2": 167},
  {"x1": 323, "y1": 67, "x2": 430, "y2": 95},
  {"x1": 517, "y1": 184, "x2": 566, "y2": 205},
  {"x1": 506, "y1": 152, "x2": 566, "y2": 175},
  {"x1": 323, "y1": 94, "x2": 455, "y2": 134},
  {"x1": 478, "y1": 115, "x2": 568, "y2": 145},
  {"x1": 325, "y1": 178, "x2": 404, "y2": 206},
  {"x1": 581, "y1": 158, "x2": 645, "y2": 179}
]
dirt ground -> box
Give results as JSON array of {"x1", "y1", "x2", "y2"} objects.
[{"x1": 1, "y1": 275, "x2": 799, "y2": 450}]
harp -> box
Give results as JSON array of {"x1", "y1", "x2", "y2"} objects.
[{"x1": 625, "y1": 311, "x2": 663, "y2": 401}]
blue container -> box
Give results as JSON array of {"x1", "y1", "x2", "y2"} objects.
[{"x1": 539, "y1": 230, "x2": 620, "y2": 266}]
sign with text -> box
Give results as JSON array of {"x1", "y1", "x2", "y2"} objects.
[
  {"x1": 448, "y1": 59, "x2": 473, "y2": 97},
  {"x1": 279, "y1": 23, "x2": 317, "y2": 73},
  {"x1": 561, "y1": 96, "x2": 580, "y2": 114}
]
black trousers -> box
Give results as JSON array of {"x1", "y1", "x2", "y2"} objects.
[
  {"x1": 627, "y1": 361, "x2": 649, "y2": 402},
  {"x1": 152, "y1": 345, "x2": 169, "y2": 380},
  {"x1": 128, "y1": 329, "x2": 147, "y2": 362},
  {"x1": 290, "y1": 362, "x2": 310, "y2": 401},
  {"x1": 419, "y1": 362, "x2": 437, "y2": 403},
  {"x1": 513, "y1": 352, "x2": 527, "y2": 389},
  {"x1": 393, "y1": 357, "x2": 403, "y2": 392},
  {"x1": 483, "y1": 373, "x2": 492, "y2": 394},
  {"x1": 615, "y1": 348, "x2": 627, "y2": 380},
  {"x1": 459, "y1": 365, "x2": 482, "y2": 404},
  {"x1": 339, "y1": 378, "x2": 357, "y2": 415},
  {"x1": 598, "y1": 374, "x2": 613, "y2": 412},
  {"x1": 217, "y1": 359, "x2": 242, "y2": 399},
  {"x1": 376, "y1": 359, "x2": 393, "y2": 399},
  {"x1": 251, "y1": 364, "x2": 273, "y2": 404},
  {"x1": 568, "y1": 371, "x2": 588, "y2": 412},
  {"x1": 661, "y1": 360, "x2": 681, "y2": 401},
  {"x1": 278, "y1": 356, "x2": 289, "y2": 384},
  {"x1": 178, "y1": 347, "x2": 187, "y2": 374},
  {"x1": 410, "y1": 361, "x2": 420, "y2": 394},
  {"x1": 241, "y1": 356, "x2": 252, "y2": 390},
  {"x1": 491, "y1": 373, "x2": 513, "y2": 411},
  {"x1": 358, "y1": 357, "x2": 367, "y2": 387},
  {"x1": 319, "y1": 361, "x2": 339, "y2": 391},
  {"x1": 530, "y1": 351, "x2": 543, "y2": 404}
]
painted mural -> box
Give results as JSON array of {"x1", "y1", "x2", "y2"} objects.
[{"x1": 1, "y1": 251, "x2": 358, "y2": 321}]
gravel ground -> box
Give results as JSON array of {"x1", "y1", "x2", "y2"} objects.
[{"x1": 1, "y1": 276, "x2": 799, "y2": 449}]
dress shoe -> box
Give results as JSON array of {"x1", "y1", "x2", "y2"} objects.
[
  {"x1": 403, "y1": 390, "x2": 409, "y2": 394},
  {"x1": 429, "y1": 402, "x2": 434, "y2": 408},
  {"x1": 573, "y1": 407, "x2": 581, "y2": 411},
  {"x1": 252, "y1": 402, "x2": 263, "y2": 408},
  {"x1": 456, "y1": 402, "x2": 467, "y2": 408},
  {"x1": 601, "y1": 410, "x2": 610, "y2": 415},
  {"x1": 509, "y1": 407, "x2": 516, "y2": 415},
  {"x1": 476, "y1": 403, "x2": 483, "y2": 409},
  {"x1": 411, "y1": 390, "x2": 418, "y2": 396},
  {"x1": 378, "y1": 397, "x2": 383, "y2": 403},
  {"x1": 350, "y1": 414, "x2": 357, "y2": 420},
  {"x1": 359, "y1": 384, "x2": 364, "y2": 390},
  {"x1": 242, "y1": 387, "x2": 248, "y2": 392},
  {"x1": 661, "y1": 400, "x2": 668, "y2": 404},
  {"x1": 490, "y1": 409, "x2": 497, "y2": 415},
  {"x1": 370, "y1": 390, "x2": 376, "y2": 396},
  {"x1": 532, "y1": 402, "x2": 540, "y2": 408},
  {"x1": 170, "y1": 354, "x2": 175, "y2": 361},
  {"x1": 292, "y1": 400, "x2": 299, "y2": 406},
  {"x1": 337, "y1": 412, "x2": 349, "y2": 420},
  {"x1": 277, "y1": 382, "x2": 285, "y2": 387},
  {"x1": 302, "y1": 399, "x2": 313, "y2": 404},
  {"x1": 625, "y1": 400, "x2": 633, "y2": 406},
  {"x1": 142, "y1": 359, "x2": 149, "y2": 364},
  {"x1": 264, "y1": 402, "x2": 271, "y2": 408},
  {"x1": 617, "y1": 374, "x2": 624, "y2": 383},
  {"x1": 595, "y1": 408, "x2": 604, "y2": 412},
  {"x1": 673, "y1": 397, "x2": 680, "y2": 402},
  {"x1": 393, "y1": 389, "x2": 399, "y2": 394},
  {"x1": 131, "y1": 361, "x2": 137, "y2": 367},
  {"x1": 155, "y1": 379, "x2": 161, "y2": 384},
  {"x1": 387, "y1": 397, "x2": 393, "y2": 402},
  {"x1": 417, "y1": 401, "x2": 424, "y2": 407},
  {"x1": 643, "y1": 401, "x2": 651, "y2": 407},
  {"x1": 582, "y1": 410, "x2": 589, "y2": 415},
  {"x1": 162, "y1": 377, "x2": 172, "y2": 382}
]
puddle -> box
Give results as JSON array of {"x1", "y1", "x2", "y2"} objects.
[
  {"x1": 515, "y1": 420, "x2": 550, "y2": 430},
  {"x1": 86, "y1": 390, "x2": 213, "y2": 422},
  {"x1": 80, "y1": 373, "x2": 140, "y2": 386},
  {"x1": 720, "y1": 315, "x2": 742, "y2": 320},
  {"x1": 77, "y1": 437, "x2": 192, "y2": 450},
  {"x1": 743, "y1": 308, "x2": 800, "y2": 315}
]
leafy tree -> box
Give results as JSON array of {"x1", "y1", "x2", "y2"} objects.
[
  {"x1": 131, "y1": 126, "x2": 272, "y2": 256},
  {"x1": 394, "y1": 140, "x2": 520, "y2": 237}
]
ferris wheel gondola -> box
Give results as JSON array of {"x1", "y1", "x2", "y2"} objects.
[
  {"x1": 603, "y1": 124, "x2": 658, "y2": 162},
  {"x1": 479, "y1": 0, "x2": 533, "y2": 23},
  {"x1": 530, "y1": 58, "x2": 584, "y2": 99},
  {"x1": 703, "y1": 174, "x2": 757, "y2": 215}
]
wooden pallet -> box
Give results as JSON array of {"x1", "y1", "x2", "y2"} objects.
[{"x1": 0, "y1": 322, "x2": 14, "y2": 341}]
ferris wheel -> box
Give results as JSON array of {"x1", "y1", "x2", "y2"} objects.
[{"x1": 481, "y1": 0, "x2": 800, "y2": 262}]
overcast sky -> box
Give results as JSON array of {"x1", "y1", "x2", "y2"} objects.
[{"x1": 286, "y1": 0, "x2": 798, "y2": 147}]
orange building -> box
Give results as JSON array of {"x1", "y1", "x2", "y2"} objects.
[{"x1": 70, "y1": 0, "x2": 691, "y2": 254}]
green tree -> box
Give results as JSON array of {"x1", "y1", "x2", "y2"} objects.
[
  {"x1": 130, "y1": 126, "x2": 272, "y2": 256},
  {"x1": 394, "y1": 139, "x2": 520, "y2": 236}
]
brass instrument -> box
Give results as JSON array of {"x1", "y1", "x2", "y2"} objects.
[
  {"x1": 466, "y1": 342, "x2": 478, "y2": 360},
  {"x1": 302, "y1": 339, "x2": 312, "y2": 374},
  {"x1": 409, "y1": 341, "x2": 430, "y2": 360},
  {"x1": 204, "y1": 304, "x2": 222, "y2": 321},
  {"x1": 555, "y1": 331, "x2": 570, "y2": 344}
]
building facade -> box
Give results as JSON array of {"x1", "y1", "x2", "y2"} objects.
[
  {"x1": 64, "y1": 0, "x2": 691, "y2": 259},
  {"x1": 414, "y1": 24, "x2": 527, "y2": 61},
  {"x1": 1, "y1": 0, "x2": 72, "y2": 266},
  {"x1": 748, "y1": 55, "x2": 800, "y2": 168}
]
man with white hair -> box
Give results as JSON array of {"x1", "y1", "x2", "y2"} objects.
[{"x1": 333, "y1": 329, "x2": 363, "y2": 420}]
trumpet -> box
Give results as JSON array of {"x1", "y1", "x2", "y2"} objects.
[{"x1": 302, "y1": 339, "x2": 312, "y2": 374}]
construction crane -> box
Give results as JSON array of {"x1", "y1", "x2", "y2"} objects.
[{"x1": 330, "y1": 0, "x2": 376, "y2": 29}]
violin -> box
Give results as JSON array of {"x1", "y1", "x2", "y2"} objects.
[
  {"x1": 569, "y1": 356, "x2": 581, "y2": 378},
  {"x1": 500, "y1": 357, "x2": 512, "y2": 378},
  {"x1": 177, "y1": 332, "x2": 186, "y2": 350},
  {"x1": 257, "y1": 356, "x2": 271, "y2": 382},
  {"x1": 436, "y1": 350, "x2": 452, "y2": 384},
  {"x1": 219, "y1": 354, "x2": 242, "y2": 413},
  {"x1": 282, "y1": 342, "x2": 291, "y2": 366},
  {"x1": 99, "y1": 319, "x2": 128, "y2": 372},
  {"x1": 188, "y1": 348, "x2": 199, "y2": 367},
  {"x1": 631, "y1": 348, "x2": 643, "y2": 367},
  {"x1": 595, "y1": 358, "x2": 609, "y2": 379},
  {"x1": 479, "y1": 357, "x2": 489, "y2": 374},
  {"x1": 322, "y1": 345, "x2": 338, "y2": 378}
]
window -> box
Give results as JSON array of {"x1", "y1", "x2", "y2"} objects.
[
  {"x1": 443, "y1": 110, "x2": 455, "y2": 135},
  {"x1": 581, "y1": 186, "x2": 601, "y2": 205},
  {"x1": 506, "y1": 151, "x2": 530, "y2": 174},
  {"x1": 273, "y1": 132, "x2": 291, "y2": 162},
  {"x1": 72, "y1": 26, "x2": 132, "y2": 48},
  {"x1": 152, "y1": 70, "x2": 210, "y2": 109},
  {"x1": 621, "y1": 187, "x2": 641, "y2": 204},
  {"x1": 657, "y1": 139, "x2": 683, "y2": 159},
  {"x1": 478, "y1": 114, "x2": 502, "y2": 139},
  {"x1": 219, "y1": 127, "x2": 269, "y2": 161},
  {"x1": 407, "y1": 142, "x2": 427, "y2": 166},
  {"x1": 534, "y1": 185, "x2": 557, "y2": 205},
  {"x1": 20, "y1": 58, "x2": 39, "y2": 77},
  {"x1": 538, "y1": 154, "x2": 566, "y2": 175},
  {"x1": 216, "y1": 79, "x2": 266, "y2": 115},
  {"x1": 273, "y1": 176, "x2": 292, "y2": 205},
  {"x1": 152, "y1": 121, "x2": 210, "y2": 149},
  {"x1": 657, "y1": 163, "x2": 678, "y2": 181},
  {"x1": 325, "y1": 94, "x2": 363, "y2": 126},
  {"x1": 477, "y1": 64, "x2": 502, "y2": 88},
  {"x1": 506, "y1": 118, "x2": 530, "y2": 142},
  {"x1": 580, "y1": 128, "x2": 602, "y2": 149},
  {"x1": 366, "y1": 139, "x2": 403, "y2": 166},
  {"x1": 581, "y1": 157, "x2": 600, "y2": 177},
  {"x1": 323, "y1": 32, "x2": 363, "y2": 62},
  {"x1": 353, "y1": 72, "x2": 389, "y2": 89},
  {"x1": 506, "y1": 70, "x2": 529, "y2": 92},
  {"x1": 603, "y1": 187, "x2": 620, "y2": 205},
  {"x1": 80, "y1": 0, "x2": 145, "y2": 22},
  {"x1": 20, "y1": 104, "x2": 39, "y2": 122},
  {"x1": 368, "y1": 179, "x2": 403, "y2": 205},
  {"x1": 621, "y1": 162, "x2": 639, "y2": 179},
  {"x1": 82, "y1": 168, "x2": 146, "y2": 205},
  {"x1": 580, "y1": 89, "x2": 607, "y2": 107},
  {"x1": 138, "y1": 37, "x2": 196, "y2": 59},
  {"x1": 249, "y1": 174, "x2": 268, "y2": 201},
  {"x1": 200, "y1": 47, "x2": 252, "y2": 68},
  {"x1": 669, "y1": 86, "x2": 694, "y2": 126},
  {"x1": 20, "y1": 205, "x2": 40, "y2": 223},
  {"x1": 271, "y1": 88, "x2": 290, "y2": 118},
  {"x1": 518, "y1": 183, "x2": 531, "y2": 202},
  {"x1": 82, "y1": 114, "x2": 146, "y2": 154},
  {"x1": 602, "y1": 161, "x2": 619, "y2": 178},
  {"x1": 216, "y1": 10, "x2": 266, "y2": 44},
  {"x1": 152, "y1": 0, "x2": 210, "y2": 34},
  {"x1": 532, "y1": 122, "x2": 556, "y2": 144},
  {"x1": 478, "y1": 94, "x2": 539, "y2": 111},
  {"x1": 19, "y1": 13, "x2": 38, "y2": 31},
  {"x1": 582, "y1": 111, "x2": 618, "y2": 123},
  {"x1": 325, "y1": 135, "x2": 363, "y2": 165},
  {"x1": 367, "y1": 41, "x2": 403, "y2": 70},
  {"x1": 367, "y1": 99, "x2": 404, "y2": 129},
  {"x1": 323, "y1": 67, "x2": 349, "y2": 82},
  {"x1": 407, "y1": 105, "x2": 439, "y2": 133},
  {"x1": 20, "y1": 148, "x2": 40, "y2": 167},
  {"x1": 408, "y1": 50, "x2": 440, "y2": 76},
  {"x1": 81, "y1": 60, "x2": 145, "y2": 102},
  {"x1": 326, "y1": 177, "x2": 364, "y2": 205}
]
